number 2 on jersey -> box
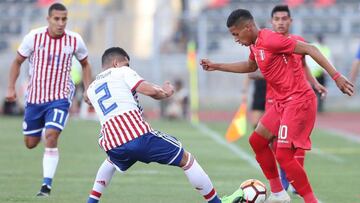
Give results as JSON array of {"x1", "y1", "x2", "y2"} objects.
[{"x1": 95, "y1": 82, "x2": 118, "y2": 116}]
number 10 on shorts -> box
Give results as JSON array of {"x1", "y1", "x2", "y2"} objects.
[{"x1": 278, "y1": 125, "x2": 288, "y2": 140}]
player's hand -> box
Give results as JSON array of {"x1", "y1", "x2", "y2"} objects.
[
  {"x1": 335, "y1": 75, "x2": 354, "y2": 96},
  {"x1": 313, "y1": 83, "x2": 328, "y2": 99},
  {"x1": 162, "y1": 81, "x2": 174, "y2": 97},
  {"x1": 5, "y1": 87, "x2": 17, "y2": 102},
  {"x1": 200, "y1": 59, "x2": 217, "y2": 71},
  {"x1": 83, "y1": 91, "x2": 92, "y2": 106}
]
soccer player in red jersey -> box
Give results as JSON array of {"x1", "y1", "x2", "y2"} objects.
[
  {"x1": 201, "y1": 9, "x2": 353, "y2": 203},
  {"x1": 5, "y1": 3, "x2": 92, "y2": 196},
  {"x1": 250, "y1": 5, "x2": 328, "y2": 194},
  {"x1": 270, "y1": 5, "x2": 328, "y2": 193}
]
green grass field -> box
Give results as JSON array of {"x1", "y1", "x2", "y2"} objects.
[{"x1": 0, "y1": 116, "x2": 359, "y2": 203}]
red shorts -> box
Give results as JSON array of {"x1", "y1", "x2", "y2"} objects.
[{"x1": 260, "y1": 97, "x2": 317, "y2": 150}]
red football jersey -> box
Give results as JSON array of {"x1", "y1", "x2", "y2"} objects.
[{"x1": 249, "y1": 29, "x2": 315, "y2": 103}]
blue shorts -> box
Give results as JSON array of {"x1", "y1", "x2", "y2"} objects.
[
  {"x1": 23, "y1": 99, "x2": 70, "y2": 136},
  {"x1": 106, "y1": 130, "x2": 184, "y2": 171}
]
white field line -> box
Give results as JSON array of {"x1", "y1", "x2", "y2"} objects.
[
  {"x1": 310, "y1": 147, "x2": 345, "y2": 163},
  {"x1": 193, "y1": 123, "x2": 260, "y2": 170},
  {"x1": 318, "y1": 127, "x2": 360, "y2": 143}
]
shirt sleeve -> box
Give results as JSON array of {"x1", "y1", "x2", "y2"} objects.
[
  {"x1": 123, "y1": 68, "x2": 145, "y2": 91},
  {"x1": 74, "y1": 34, "x2": 88, "y2": 61},
  {"x1": 249, "y1": 47, "x2": 255, "y2": 61},
  {"x1": 17, "y1": 31, "x2": 34, "y2": 58},
  {"x1": 356, "y1": 46, "x2": 360, "y2": 60},
  {"x1": 265, "y1": 31, "x2": 297, "y2": 54}
]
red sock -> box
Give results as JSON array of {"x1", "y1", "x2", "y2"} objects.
[
  {"x1": 294, "y1": 149, "x2": 305, "y2": 166},
  {"x1": 249, "y1": 132, "x2": 282, "y2": 192},
  {"x1": 303, "y1": 192, "x2": 318, "y2": 203},
  {"x1": 276, "y1": 148, "x2": 316, "y2": 202}
]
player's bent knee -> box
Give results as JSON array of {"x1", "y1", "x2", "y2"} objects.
[
  {"x1": 44, "y1": 129, "x2": 61, "y2": 148},
  {"x1": 249, "y1": 132, "x2": 268, "y2": 152},
  {"x1": 24, "y1": 138, "x2": 40, "y2": 149},
  {"x1": 25, "y1": 142, "x2": 38, "y2": 149},
  {"x1": 254, "y1": 123, "x2": 273, "y2": 140},
  {"x1": 179, "y1": 151, "x2": 190, "y2": 168}
]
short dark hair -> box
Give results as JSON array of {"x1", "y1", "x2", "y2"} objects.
[
  {"x1": 271, "y1": 5, "x2": 291, "y2": 18},
  {"x1": 48, "y1": 3, "x2": 67, "y2": 16},
  {"x1": 226, "y1": 9, "x2": 254, "y2": 28},
  {"x1": 102, "y1": 47, "x2": 130, "y2": 65}
]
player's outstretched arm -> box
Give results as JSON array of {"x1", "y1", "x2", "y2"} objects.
[
  {"x1": 294, "y1": 41, "x2": 354, "y2": 96},
  {"x1": 200, "y1": 58, "x2": 257, "y2": 73},
  {"x1": 302, "y1": 58, "x2": 327, "y2": 98},
  {"x1": 6, "y1": 54, "x2": 26, "y2": 102},
  {"x1": 136, "y1": 81, "x2": 174, "y2": 100}
]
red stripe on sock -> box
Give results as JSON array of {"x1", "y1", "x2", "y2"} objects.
[
  {"x1": 91, "y1": 190, "x2": 102, "y2": 198},
  {"x1": 204, "y1": 188, "x2": 216, "y2": 200}
]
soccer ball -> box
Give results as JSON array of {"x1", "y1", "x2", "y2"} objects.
[{"x1": 240, "y1": 179, "x2": 267, "y2": 203}]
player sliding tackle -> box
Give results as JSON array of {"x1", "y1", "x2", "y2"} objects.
[
  {"x1": 86, "y1": 47, "x2": 244, "y2": 203},
  {"x1": 200, "y1": 9, "x2": 353, "y2": 203}
]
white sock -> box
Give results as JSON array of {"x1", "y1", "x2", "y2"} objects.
[
  {"x1": 43, "y1": 148, "x2": 59, "y2": 180},
  {"x1": 182, "y1": 154, "x2": 217, "y2": 201},
  {"x1": 89, "y1": 159, "x2": 116, "y2": 200}
]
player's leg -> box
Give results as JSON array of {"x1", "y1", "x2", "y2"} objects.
[
  {"x1": 179, "y1": 151, "x2": 224, "y2": 203},
  {"x1": 273, "y1": 138, "x2": 306, "y2": 193},
  {"x1": 276, "y1": 148, "x2": 316, "y2": 203},
  {"x1": 37, "y1": 99, "x2": 70, "y2": 196},
  {"x1": 87, "y1": 141, "x2": 136, "y2": 202},
  {"x1": 294, "y1": 148, "x2": 306, "y2": 166},
  {"x1": 24, "y1": 136, "x2": 42, "y2": 149},
  {"x1": 272, "y1": 137, "x2": 291, "y2": 191},
  {"x1": 179, "y1": 151, "x2": 245, "y2": 203},
  {"x1": 138, "y1": 131, "x2": 225, "y2": 203},
  {"x1": 87, "y1": 159, "x2": 116, "y2": 203},
  {"x1": 249, "y1": 107, "x2": 283, "y2": 190},
  {"x1": 250, "y1": 124, "x2": 290, "y2": 201},
  {"x1": 23, "y1": 103, "x2": 45, "y2": 148},
  {"x1": 275, "y1": 98, "x2": 317, "y2": 203},
  {"x1": 287, "y1": 148, "x2": 306, "y2": 194}
]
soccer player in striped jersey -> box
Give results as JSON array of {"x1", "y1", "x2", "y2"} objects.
[
  {"x1": 86, "y1": 47, "x2": 244, "y2": 203},
  {"x1": 201, "y1": 9, "x2": 353, "y2": 203},
  {"x1": 5, "y1": 3, "x2": 92, "y2": 196}
]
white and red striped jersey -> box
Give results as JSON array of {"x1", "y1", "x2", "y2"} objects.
[
  {"x1": 87, "y1": 67, "x2": 153, "y2": 151},
  {"x1": 18, "y1": 26, "x2": 88, "y2": 104}
]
